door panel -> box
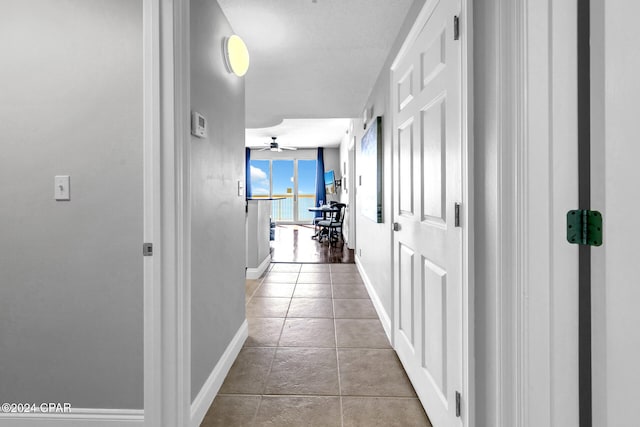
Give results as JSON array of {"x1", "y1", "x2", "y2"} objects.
[
  {"x1": 392, "y1": 0, "x2": 462, "y2": 426},
  {"x1": 421, "y1": 97, "x2": 446, "y2": 223},
  {"x1": 422, "y1": 257, "x2": 447, "y2": 398},
  {"x1": 399, "y1": 243, "x2": 415, "y2": 345},
  {"x1": 421, "y1": 29, "x2": 446, "y2": 88},
  {"x1": 399, "y1": 121, "x2": 415, "y2": 215},
  {"x1": 398, "y1": 68, "x2": 415, "y2": 111}
]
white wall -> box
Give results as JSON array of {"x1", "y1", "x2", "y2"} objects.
[
  {"x1": 0, "y1": 0, "x2": 143, "y2": 409},
  {"x1": 190, "y1": 0, "x2": 247, "y2": 402},
  {"x1": 591, "y1": 1, "x2": 640, "y2": 425}
]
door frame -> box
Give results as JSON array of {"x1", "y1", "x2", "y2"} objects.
[
  {"x1": 143, "y1": 0, "x2": 191, "y2": 426},
  {"x1": 388, "y1": 0, "x2": 474, "y2": 424},
  {"x1": 347, "y1": 137, "x2": 357, "y2": 249},
  {"x1": 485, "y1": 0, "x2": 581, "y2": 426}
]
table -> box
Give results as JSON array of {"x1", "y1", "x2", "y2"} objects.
[{"x1": 308, "y1": 205, "x2": 340, "y2": 241}]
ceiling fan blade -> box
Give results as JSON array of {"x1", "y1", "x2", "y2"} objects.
[
  {"x1": 256, "y1": 147, "x2": 269, "y2": 151},
  {"x1": 281, "y1": 146, "x2": 297, "y2": 150}
]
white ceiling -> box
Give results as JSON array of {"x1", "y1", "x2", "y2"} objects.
[
  {"x1": 245, "y1": 118, "x2": 351, "y2": 149},
  {"x1": 217, "y1": 0, "x2": 414, "y2": 147}
]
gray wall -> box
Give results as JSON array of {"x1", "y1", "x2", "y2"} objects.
[
  {"x1": 190, "y1": 0, "x2": 247, "y2": 401},
  {"x1": 351, "y1": 0, "x2": 427, "y2": 319},
  {"x1": 0, "y1": 0, "x2": 143, "y2": 409}
]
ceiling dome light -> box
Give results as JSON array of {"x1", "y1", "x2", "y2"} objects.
[{"x1": 224, "y1": 35, "x2": 250, "y2": 77}]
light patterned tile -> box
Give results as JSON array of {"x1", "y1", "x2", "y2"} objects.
[
  {"x1": 265, "y1": 348, "x2": 339, "y2": 395},
  {"x1": 246, "y1": 297, "x2": 290, "y2": 318},
  {"x1": 333, "y1": 299, "x2": 377, "y2": 319},
  {"x1": 254, "y1": 283, "x2": 296, "y2": 298},
  {"x1": 270, "y1": 263, "x2": 302, "y2": 273},
  {"x1": 254, "y1": 396, "x2": 341, "y2": 427},
  {"x1": 279, "y1": 318, "x2": 336, "y2": 347},
  {"x1": 245, "y1": 317, "x2": 285, "y2": 347},
  {"x1": 219, "y1": 348, "x2": 276, "y2": 394},
  {"x1": 338, "y1": 349, "x2": 416, "y2": 397},
  {"x1": 297, "y1": 272, "x2": 332, "y2": 283},
  {"x1": 200, "y1": 395, "x2": 261, "y2": 427},
  {"x1": 335, "y1": 319, "x2": 391, "y2": 348},
  {"x1": 288, "y1": 298, "x2": 334, "y2": 318},
  {"x1": 342, "y1": 397, "x2": 431, "y2": 427}
]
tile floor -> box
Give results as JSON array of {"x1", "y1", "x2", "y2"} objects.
[{"x1": 201, "y1": 263, "x2": 432, "y2": 427}]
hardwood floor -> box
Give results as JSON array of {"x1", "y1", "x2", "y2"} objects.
[{"x1": 270, "y1": 225, "x2": 355, "y2": 264}]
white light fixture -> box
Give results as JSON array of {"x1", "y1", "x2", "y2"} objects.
[{"x1": 224, "y1": 35, "x2": 250, "y2": 77}]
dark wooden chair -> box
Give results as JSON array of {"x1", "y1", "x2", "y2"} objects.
[{"x1": 317, "y1": 203, "x2": 346, "y2": 246}]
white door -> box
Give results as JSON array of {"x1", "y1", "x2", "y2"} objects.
[
  {"x1": 391, "y1": 1, "x2": 462, "y2": 426},
  {"x1": 591, "y1": 1, "x2": 640, "y2": 425}
]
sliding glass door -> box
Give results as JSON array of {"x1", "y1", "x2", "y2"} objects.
[
  {"x1": 297, "y1": 160, "x2": 317, "y2": 221},
  {"x1": 272, "y1": 160, "x2": 294, "y2": 221},
  {"x1": 249, "y1": 158, "x2": 317, "y2": 223}
]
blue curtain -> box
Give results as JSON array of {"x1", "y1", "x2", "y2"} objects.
[
  {"x1": 315, "y1": 148, "x2": 326, "y2": 217},
  {"x1": 245, "y1": 147, "x2": 252, "y2": 198}
]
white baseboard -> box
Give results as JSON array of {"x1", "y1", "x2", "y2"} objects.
[
  {"x1": 246, "y1": 254, "x2": 271, "y2": 279},
  {"x1": 355, "y1": 256, "x2": 393, "y2": 344},
  {"x1": 190, "y1": 320, "x2": 248, "y2": 427},
  {"x1": 0, "y1": 408, "x2": 143, "y2": 427}
]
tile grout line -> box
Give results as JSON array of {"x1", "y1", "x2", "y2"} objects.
[
  {"x1": 248, "y1": 275, "x2": 267, "y2": 427},
  {"x1": 250, "y1": 263, "x2": 297, "y2": 427},
  {"x1": 250, "y1": 395, "x2": 262, "y2": 427},
  {"x1": 331, "y1": 267, "x2": 346, "y2": 427},
  {"x1": 257, "y1": 264, "x2": 295, "y2": 407},
  {"x1": 246, "y1": 274, "x2": 265, "y2": 305},
  {"x1": 219, "y1": 392, "x2": 421, "y2": 399}
]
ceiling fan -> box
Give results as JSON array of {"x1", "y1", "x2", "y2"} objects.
[{"x1": 257, "y1": 137, "x2": 297, "y2": 152}]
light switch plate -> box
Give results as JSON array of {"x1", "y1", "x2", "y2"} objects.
[
  {"x1": 237, "y1": 180, "x2": 244, "y2": 197},
  {"x1": 55, "y1": 175, "x2": 70, "y2": 201}
]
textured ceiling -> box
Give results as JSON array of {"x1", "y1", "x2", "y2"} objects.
[{"x1": 218, "y1": 0, "x2": 414, "y2": 143}]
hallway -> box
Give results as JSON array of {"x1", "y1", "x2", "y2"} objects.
[{"x1": 200, "y1": 263, "x2": 431, "y2": 426}]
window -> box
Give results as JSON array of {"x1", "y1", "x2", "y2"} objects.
[
  {"x1": 249, "y1": 160, "x2": 270, "y2": 196},
  {"x1": 249, "y1": 158, "x2": 317, "y2": 222}
]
